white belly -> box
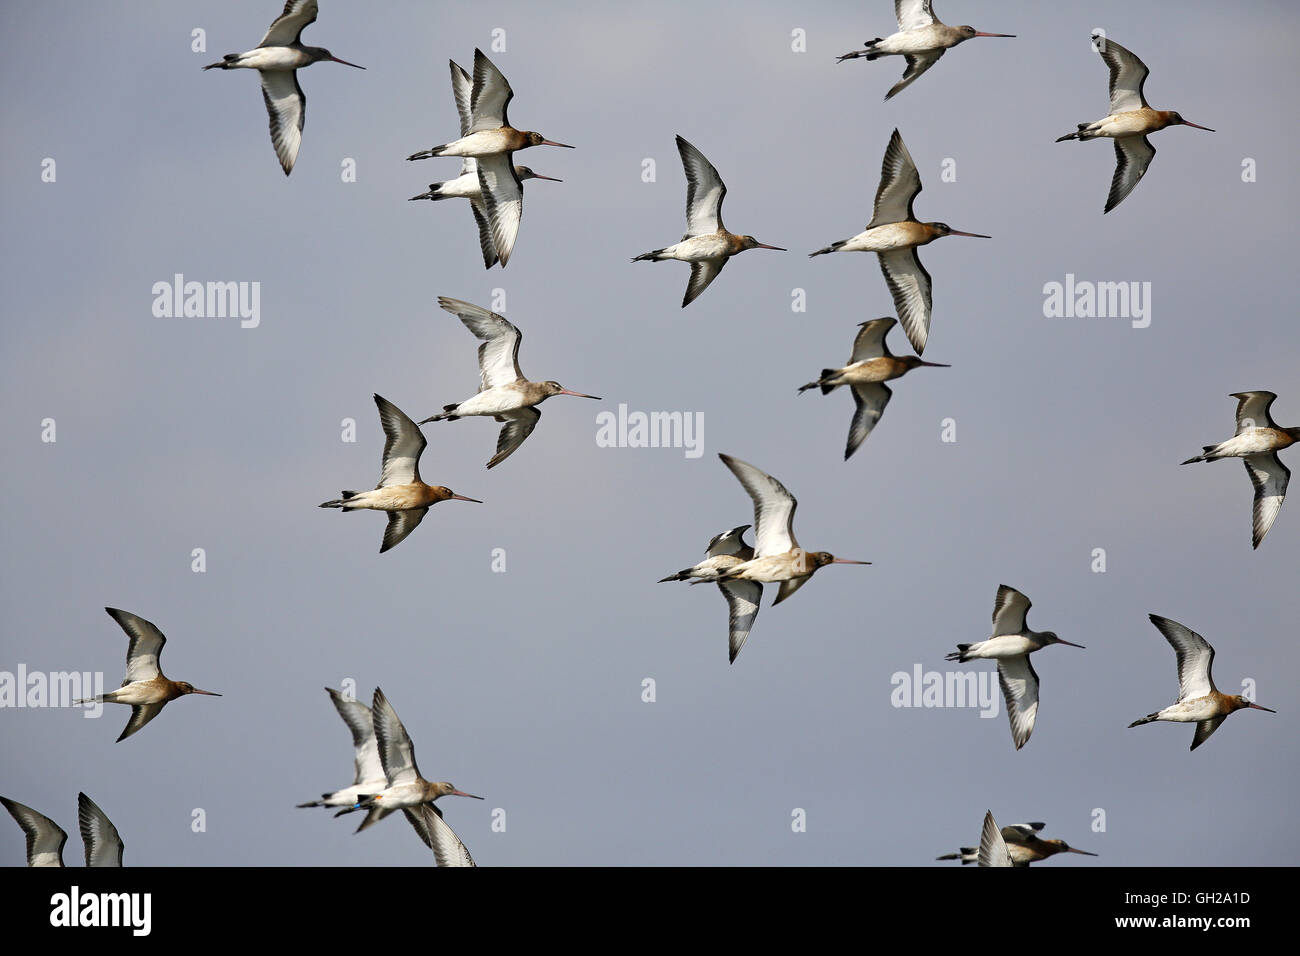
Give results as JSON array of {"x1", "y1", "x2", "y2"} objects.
[
  {"x1": 1213, "y1": 430, "x2": 1290, "y2": 458},
  {"x1": 840, "y1": 222, "x2": 921, "y2": 253},
  {"x1": 237, "y1": 47, "x2": 309, "y2": 71},
  {"x1": 110, "y1": 681, "x2": 162, "y2": 704},
  {"x1": 454, "y1": 385, "x2": 526, "y2": 416},
  {"x1": 348, "y1": 486, "x2": 425, "y2": 511},
  {"x1": 1156, "y1": 697, "x2": 1220, "y2": 723},
  {"x1": 965, "y1": 635, "x2": 1035, "y2": 659},
  {"x1": 1089, "y1": 111, "x2": 1158, "y2": 139},
  {"x1": 438, "y1": 173, "x2": 482, "y2": 199},
  {"x1": 374, "y1": 783, "x2": 425, "y2": 809},
  {"x1": 730, "y1": 553, "x2": 806, "y2": 583},
  {"x1": 662, "y1": 234, "x2": 731, "y2": 261},
  {"x1": 440, "y1": 129, "x2": 511, "y2": 158},
  {"x1": 875, "y1": 25, "x2": 955, "y2": 55}
]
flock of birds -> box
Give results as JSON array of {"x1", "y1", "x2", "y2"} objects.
[{"x1": 3, "y1": 0, "x2": 1292, "y2": 868}]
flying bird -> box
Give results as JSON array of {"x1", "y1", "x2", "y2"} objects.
[
  {"x1": 296, "y1": 688, "x2": 388, "y2": 811},
  {"x1": 809, "y1": 129, "x2": 989, "y2": 354},
  {"x1": 2, "y1": 794, "x2": 125, "y2": 867},
  {"x1": 203, "y1": 0, "x2": 364, "y2": 175},
  {"x1": 798, "y1": 317, "x2": 949, "y2": 459},
  {"x1": 338, "y1": 688, "x2": 481, "y2": 867},
  {"x1": 408, "y1": 60, "x2": 562, "y2": 268},
  {"x1": 406, "y1": 50, "x2": 572, "y2": 265},
  {"x1": 659, "y1": 524, "x2": 760, "y2": 664},
  {"x1": 945, "y1": 586, "x2": 1084, "y2": 750},
  {"x1": 74, "y1": 608, "x2": 221, "y2": 743},
  {"x1": 712, "y1": 455, "x2": 869, "y2": 658},
  {"x1": 1129, "y1": 615, "x2": 1275, "y2": 751},
  {"x1": 1055, "y1": 32, "x2": 1213, "y2": 213},
  {"x1": 939, "y1": 820, "x2": 1096, "y2": 866},
  {"x1": 419, "y1": 298, "x2": 600, "y2": 468},
  {"x1": 319, "y1": 394, "x2": 483, "y2": 553},
  {"x1": 1181, "y1": 391, "x2": 1296, "y2": 549},
  {"x1": 633, "y1": 135, "x2": 785, "y2": 308},
  {"x1": 836, "y1": 1, "x2": 1014, "y2": 100}
]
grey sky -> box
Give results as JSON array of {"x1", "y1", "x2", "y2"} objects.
[{"x1": 1, "y1": 0, "x2": 1297, "y2": 866}]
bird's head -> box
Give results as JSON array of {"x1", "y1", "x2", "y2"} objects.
[
  {"x1": 958, "y1": 26, "x2": 1016, "y2": 41},
  {"x1": 1230, "y1": 695, "x2": 1276, "y2": 715},
  {"x1": 899, "y1": 356, "x2": 951, "y2": 372},
  {"x1": 514, "y1": 166, "x2": 562, "y2": 183},
  {"x1": 803, "y1": 551, "x2": 871, "y2": 571},
  {"x1": 542, "y1": 381, "x2": 601, "y2": 401},
  {"x1": 434, "y1": 487, "x2": 484, "y2": 504},
  {"x1": 1041, "y1": 631, "x2": 1086, "y2": 650},
  {"x1": 928, "y1": 222, "x2": 992, "y2": 240},
  {"x1": 433, "y1": 782, "x2": 485, "y2": 800},
  {"x1": 1167, "y1": 111, "x2": 1214, "y2": 132},
  {"x1": 177, "y1": 682, "x2": 221, "y2": 697},
  {"x1": 1043, "y1": 839, "x2": 1097, "y2": 858},
  {"x1": 309, "y1": 47, "x2": 365, "y2": 69},
  {"x1": 524, "y1": 132, "x2": 574, "y2": 149},
  {"x1": 738, "y1": 235, "x2": 786, "y2": 252}
]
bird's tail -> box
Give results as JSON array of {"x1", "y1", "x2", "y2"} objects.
[
  {"x1": 658, "y1": 569, "x2": 693, "y2": 583},
  {"x1": 943, "y1": 644, "x2": 971, "y2": 663},
  {"x1": 407, "y1": 145, "x2": 448, "y2": 162},
  {"x1": 632, "y1": 248, "x2": 668, "y2": 262},
  {"x1": 73, "y1": 694, "x2": 106, "y2": 705},
  {"x1": 808, "y1": 241, "x2": 846, "y2": 258},
  {"x1": 319, "y1": 491, "x2": 362, "y2": 509},
  {"x1": 295, "y1": 799, "x2": 324, "y2": 809},
  {"x1": 798, "y1": 370, "x2": 839, "y2": 394},
  {"x1": 841, "y1": 38, "x2": 884, "y2": 61},
  {"x1": 409, "y1": 183, "x2": 448, "y2": 201},
  {"x1": 1181, "y1": 445, "x2": 1219, "y2": 465},
  {"x1": 1055, "y1": 123, "x2": 1095, "y2": 143},
  {"x1": 936, "y1": 848, "x2": 978, "y2": 864},
  {"x1": 419, "y1": 404, "x2": 460, "y2": 425},
  {"x1": 201, "y1": 54, "x2": 242, "y2": 71},
  {"x1": 1128, "y1": 713, "x2": 1159, "y2": 728}
]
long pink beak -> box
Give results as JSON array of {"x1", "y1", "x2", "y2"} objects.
[
  {"x1": 948, "y1": 229, "x2": 992, "y2": 238},
  {"x1": 329, "y1": 56, "x2": 366, "y2": 69},
  {"x1": 753, "y1": 242, "x2": 787, "y2": 251},
  {"x1": 1067, "y1": 847, "x2": 1098, "y2": 856},
  {"x1": 974, "y1": 32, "x2": 1015, "y2": 38},
  {"x1": 917, "y1": 361, "x2": 951, "y2": 368},
  {"x1": 832, "y1": 559, "x2": 872, "y2": 565},
  {"x1": 541, "y1": 140, "x2": 575, "y2": 148},
  {"x1": 559, "y1": 390, "x2": 601, "y2": 399},
  {"x1": 450, "y1": 790, "x2": 485, "y2": 799},
  {"x1": 190, "y1": 688, "x2": 222, "y2": 696},
  {"x1": 451, "y1": 494, "x2": 484, "y2": 504},
  {"x1": 1180, "y1": 119, "x2": 1215, "y2": 132},
  {"x1": 532, "y1": 174, "x2": 563, "y2": 182},
  {"x1": 1057, "y1": 639, "x2": 1086, "y2": 649},
  {"x1": 1248, "y1": 702, "x2": 1276, "y2": 713}
]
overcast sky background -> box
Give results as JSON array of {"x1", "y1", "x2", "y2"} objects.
[{"x1": 1, "y1": 0, "x2": 1297, "y2": 867}]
